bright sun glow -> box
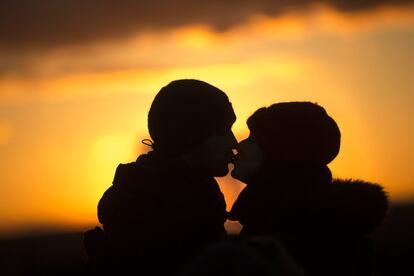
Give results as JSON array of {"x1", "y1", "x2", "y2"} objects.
[{"x1": 92, "y1": 135, "x2": 137, "y2": 164}]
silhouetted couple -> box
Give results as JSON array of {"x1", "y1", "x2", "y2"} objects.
[{"x1": 84, "y1": 79, "x2": 388, "y2": 275}]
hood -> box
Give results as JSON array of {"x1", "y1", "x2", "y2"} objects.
[
  {"x1": 97, "y1": 151, "x2": 183, "y2": 226},
  {"x1": 315, "y1": 178, "x2": 388, "y2": 235},
  {"x1": 230, "y1": 178, "x2": 388, "y2": 236}
]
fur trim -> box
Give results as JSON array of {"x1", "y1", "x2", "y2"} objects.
[{"x1": 322, "y1": 179, "x2": 389, "y2": 234}]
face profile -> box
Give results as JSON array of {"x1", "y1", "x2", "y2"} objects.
[
  {"x1": 196, "y1": 129, "x2": 237, "y2": 177},
  {"x1": 231, "y1": 136, "x2": 264, "y2": 182},
  {"x1": 185, "y1": 129, "x2": 238, "y2": 177}
]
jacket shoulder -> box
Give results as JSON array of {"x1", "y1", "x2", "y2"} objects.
[{"x1": 97, "y1": 162, "x2": 144, "y2": 225}]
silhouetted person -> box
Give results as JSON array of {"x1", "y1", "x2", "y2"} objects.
[
  {"x1": 84, "y1": 79, "x2": 237, "y2": 274},
  {"x1": 229, "y1": 102, "x2": 388, "y2": 276}
]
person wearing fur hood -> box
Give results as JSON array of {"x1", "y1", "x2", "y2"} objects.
[{"x1": 229, "y1": 102, "x2": 388, "y2": 276}]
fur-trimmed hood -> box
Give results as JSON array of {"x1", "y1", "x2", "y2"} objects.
[
  {"x1": 229, "y1": 176, "x2": 388, "y2": 236},
  {"x1": 314, "y1": 178, "x2": 388, "y2": 234}
]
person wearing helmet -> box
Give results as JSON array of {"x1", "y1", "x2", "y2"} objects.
[{"x1": 86, "y1": 79, "x2": 237, "y2": 274}]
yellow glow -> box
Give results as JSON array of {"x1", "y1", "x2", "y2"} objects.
[
  {"x1": 0, "y1": 58, "x2": 308, "y2": 106},
  {"x1": 173, "y1": 25, "x2": 218, "y2": 49},
  {"x1": 92, "y1": 135, "x2": 137, "y2": 164},
  {"x1": 0, "y1": 120, "x2": 13, "y2": 145},
  {"x1": 0, "y1": 5, "x2": 414, "y2": 233}
]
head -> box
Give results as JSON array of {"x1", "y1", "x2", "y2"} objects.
[
  {"x1": 148, "y1": 79, "x2": 237, "y2": 176},
  {"x1": 180, "y1": 236, "x2": 304, "y2": 276},
  {"x1": 232, "y1": 102, "x2": 340, "y2": 181}
]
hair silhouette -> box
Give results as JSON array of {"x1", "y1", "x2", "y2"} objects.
[{"x1": 246, "y1": 102, "x2": 340, "y2": 165}]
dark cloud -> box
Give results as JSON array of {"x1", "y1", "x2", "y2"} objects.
[{"x1": 0, "y1": 0, "x2": 413, "y2": 51}]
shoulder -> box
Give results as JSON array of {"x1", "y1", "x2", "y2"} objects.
[{"x1": 310, "y1": 179, "x2": 389, "y2": 234}]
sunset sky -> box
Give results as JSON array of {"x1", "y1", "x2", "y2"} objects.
[{"x1": 1, "y1": 0, "x2": 413, "y2": 234}]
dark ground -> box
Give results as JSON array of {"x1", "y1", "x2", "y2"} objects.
[{"x1": 0, "y1": 203, "x2": 413, "y2": 275}]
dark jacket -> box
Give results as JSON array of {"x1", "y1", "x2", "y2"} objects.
[
  {"x1": 229, "y1": 165, "x2": 388, "y2": 276},
  {"x1": 89, "y1": 151, "x2": 227, "y2": 274}
]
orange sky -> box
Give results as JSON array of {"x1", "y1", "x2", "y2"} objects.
[{"x1": 0, "y1": 4, "x2": 414, "y2": 234}]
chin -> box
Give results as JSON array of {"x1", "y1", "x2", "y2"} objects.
[
  {"x1": 231, "y1": 166, "x2": 252, "y2": 182},
  {"x1": 211, "y1": 166, "x2": 230, "y2": 177},
  {"x1": 230, "y1": 169, "x2": 242, "y2": 181}
]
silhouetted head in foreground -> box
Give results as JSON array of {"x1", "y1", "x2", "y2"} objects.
[
  {"x1": 232, "y1": 102, "x2": 340, "y2": 181},
  {"x1": 148, "y1": 79, "x2": 237, "y2": 176},
  {"x1": 180, "y1": 236, "x2": 304, "y2": 276}
]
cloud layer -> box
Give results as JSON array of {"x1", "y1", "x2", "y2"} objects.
[{"x1": 1, "y1": 0, "x2": 413, "y2": 50}]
